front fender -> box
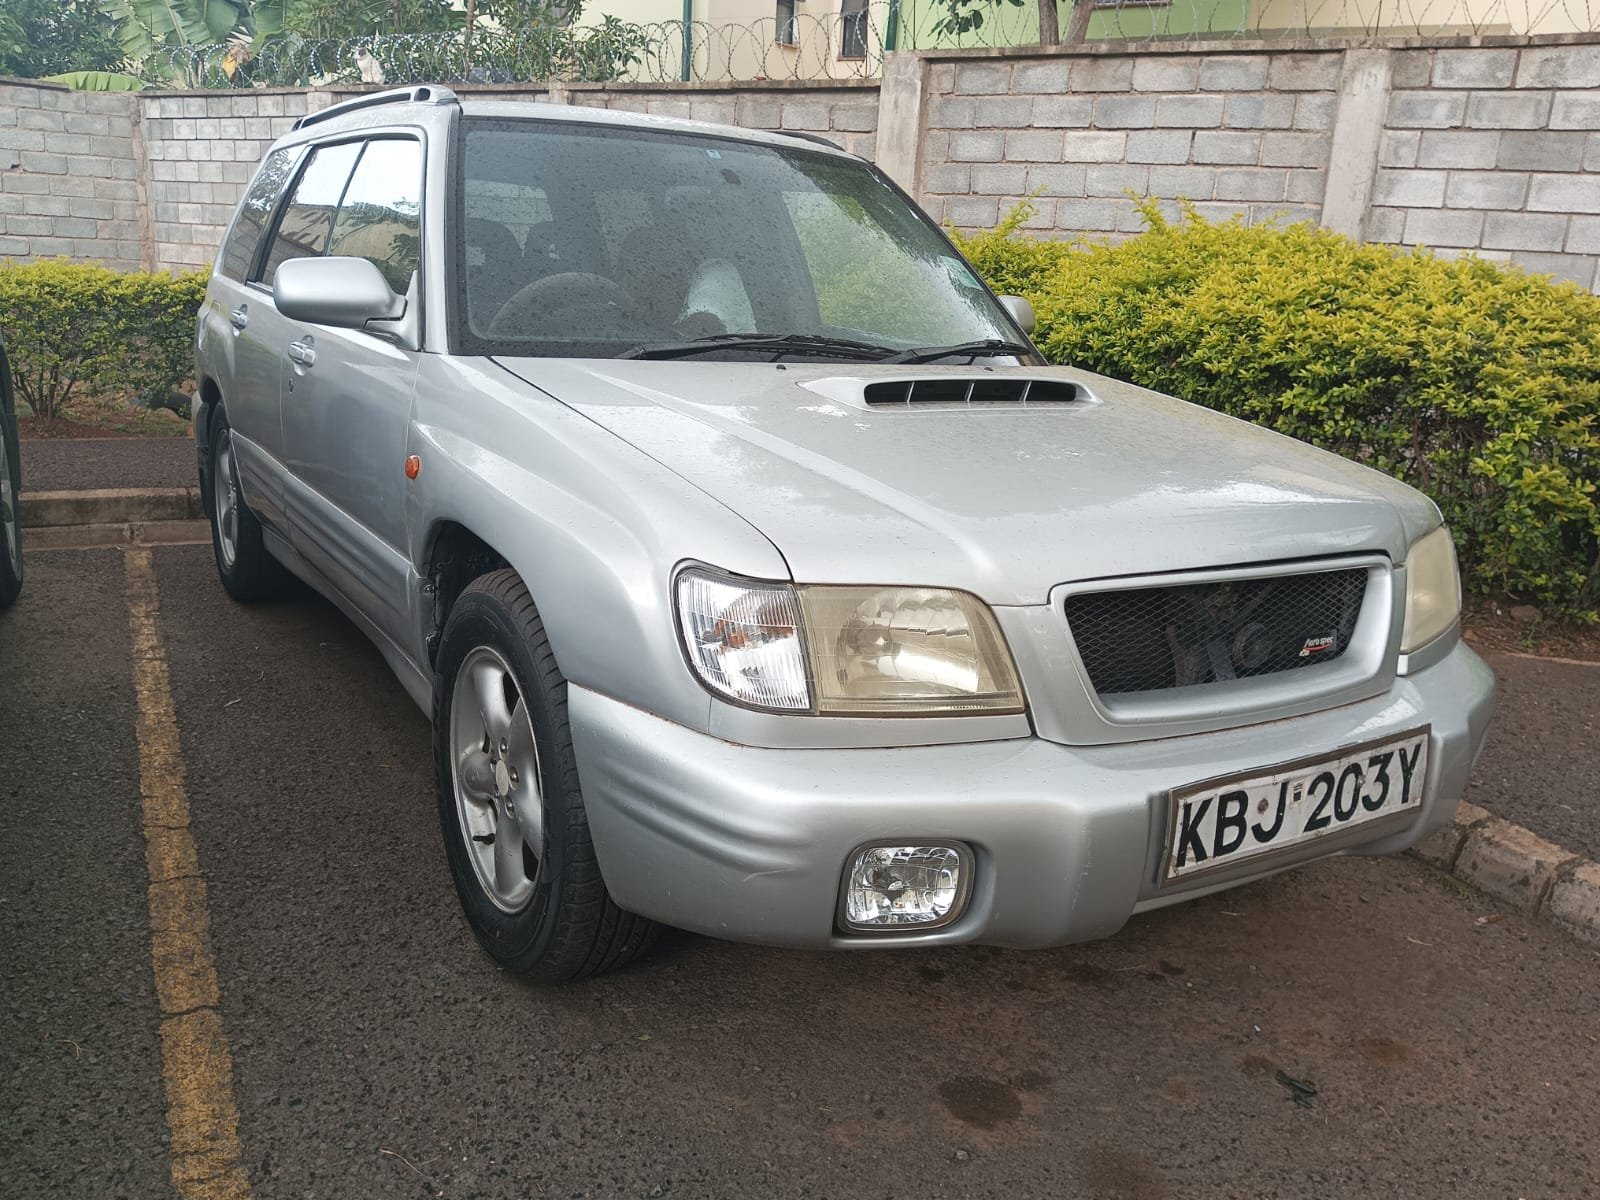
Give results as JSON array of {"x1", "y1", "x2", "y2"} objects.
[{"x1": 407, "y1": 356, "x2": 789, "y2": 733}]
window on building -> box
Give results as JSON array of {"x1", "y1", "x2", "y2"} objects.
[
  {"x1": 839, "y1": 0, "x2": 869, "y2": 58},
  {"x1": 776, "y1": 0, "x2": 797, "y2": 45}
]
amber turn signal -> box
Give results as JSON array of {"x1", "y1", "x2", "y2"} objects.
[{"x1": 404, "y1": 455, "x2": 421, "y2": 480}]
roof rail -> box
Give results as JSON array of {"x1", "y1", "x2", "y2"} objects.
[
  {"x1": 293, "y1": 84, "x2": 459, "y2": 131},
  {"x1": 764, "y1": 129, "x2": 843, "y2": 152}
]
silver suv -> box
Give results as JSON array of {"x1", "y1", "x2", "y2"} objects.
[{"x1": 196, "y1": 86, "x2": 1494, "y2": 981}]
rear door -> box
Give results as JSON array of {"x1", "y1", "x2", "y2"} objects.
[
  {"x1": 203, "y1": 144, "x2": 304, "y2": 529},
  {"x1": 278, "y1": 134, "x2": 425, "y2": 648}
]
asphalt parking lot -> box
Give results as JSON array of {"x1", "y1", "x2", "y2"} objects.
[{"x1": 3, "y1": 543, "x2": 1598, "y2": 1200}]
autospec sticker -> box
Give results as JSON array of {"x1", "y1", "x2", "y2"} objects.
[{"x1": 1298, "y1": 635, "x2": 1335, "y2": 658}]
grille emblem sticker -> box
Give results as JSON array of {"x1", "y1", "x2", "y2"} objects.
[{"x1": 1298, "y1": 635, "x2": 1336, "y2": 658}]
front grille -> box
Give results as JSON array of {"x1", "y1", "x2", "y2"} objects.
[{"x1": 1064, "y1": 568, "x2": 1368, "y2": 697}]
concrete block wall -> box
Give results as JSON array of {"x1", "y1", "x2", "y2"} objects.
[
  {"x1": 559, "y1": 81, "x2": 880, "y2": 161},
  {"x1": 1367, "y1": 41, "x2": 1600, "y2": 288},
  {"x1": 917, "y1": 49, "x2": 1339, "y2": 236},
  {"x1": 911, "y1": 35, "x2": 1599, "y2": 292},
  {"x1": 53, "y1": 80, "x2": 876, "y2": 273},
  {"x1": 0, "y1": 80, "x2": 144, "y2": 269},
  {"x1": 138, "y1": 89, "x2": 320, "y2": 270}
]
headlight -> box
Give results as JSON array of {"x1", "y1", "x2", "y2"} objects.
[
  {"x1": 1400, "y1": 525, "x2": 1461, "y2": 654},
  {"x1": 674, "y1": 568, "x2": 1025, "y2": 716},
  {"x1": 798, "y1": 585, "x2": 1023, "y2": 714}
]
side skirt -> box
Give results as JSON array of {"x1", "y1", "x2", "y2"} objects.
[{"x1": 262, "y1": 527, "x2": 433, "y2": 714}]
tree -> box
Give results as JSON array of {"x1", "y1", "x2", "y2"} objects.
[
  {"x1": 280, "y1": 0, "x2": 456, "y2": 40},
  {"x1": 931, "y1": 0, "x2": 1096, "y2": 46},
  {"x1": 97, "y1": 0, "x2": 283, "y2": 60},
  {"x1": 97, "y1": 0, "x2": 296, "y2": 83},
  {"x1": 0, "y1": 0, "x2": 126, "y2": 77}
]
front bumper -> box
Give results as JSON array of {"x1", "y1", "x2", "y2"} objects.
[{"x1": 570, "y1": 640, "x2": 1495, "y2": 949}]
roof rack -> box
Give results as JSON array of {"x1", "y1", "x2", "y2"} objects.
[
  {"x1": 293, "y1": 85, "x2": 459, "y2": 131},
  {"x1": 764, "y1": 129, "x2": 843, "y2": 152}
]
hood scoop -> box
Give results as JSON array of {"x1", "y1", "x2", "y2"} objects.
[{"x1": 861, "y1": 376, "x2": 1082, "y2": 407}]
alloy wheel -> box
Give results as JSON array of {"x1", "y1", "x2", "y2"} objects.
[
  {"x1": 214, "y1": 430, "x2": 240, "y2": 569},
  {"x1": 449, "y1": 645, "x2": 545, "y2": 912}
]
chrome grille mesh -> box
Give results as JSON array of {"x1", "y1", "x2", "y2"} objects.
[{"x1": 1064, "y1": 568, "x2": 1368, "y2": 697}]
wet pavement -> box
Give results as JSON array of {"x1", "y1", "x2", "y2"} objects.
[
  {"x1": 1467, "y1": 651, "x2": 1600, "y2": 863},
  {"x1": 19, "y1": 436, "x2": 195, "y2": 493},
  {"x1": 2, "y1": 544, "x2": 1597, "y2": 1200}
]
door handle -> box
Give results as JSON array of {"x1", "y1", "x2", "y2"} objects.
[
  {"x1": 229, "y1": 305, "x2": 248, "y2": 331},
  {"x1": 287, "y1": 338, "x2": 316, "y2": 368}
]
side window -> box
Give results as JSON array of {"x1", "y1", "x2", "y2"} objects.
[
  {"x1": 256, "y1": 140, "x2": 362, "y2": 286},
  {"x1": 219, "y1": 146, "x2": 304, "y2": 282},
  {"x1": 328, "y1": 139, "x2": 424, "y2": 296}
]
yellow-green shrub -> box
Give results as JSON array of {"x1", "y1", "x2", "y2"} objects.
[
  {"x1": 0, "y1": 260, "x2": 207, "y2": 421},
  {"x1": 955, "y1": 203, "x2": 1600, "y2": 618}
]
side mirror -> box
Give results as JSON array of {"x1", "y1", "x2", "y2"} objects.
[
  {"x1": 999, "y1": 294, "x2": 1036, "y2": 336},
  {"x1": 274, "y1": 256, "x2": 405, "y2": 329}
]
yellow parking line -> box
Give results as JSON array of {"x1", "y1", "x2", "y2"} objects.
[{"x1": 125, "y1": 546, "x2": 252, "y2": 1200}]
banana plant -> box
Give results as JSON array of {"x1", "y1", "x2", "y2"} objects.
[{"x1": 97, "y1": 0, "x2": 282, "y2": 58}]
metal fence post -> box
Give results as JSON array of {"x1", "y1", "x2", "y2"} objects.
[{"x1": 681, "y1": 0, "x2": 693, "y2": 81}]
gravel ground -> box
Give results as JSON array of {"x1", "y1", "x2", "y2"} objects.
[{"x1": 19, "y1": 436, "x2": 195, "y2": 492}]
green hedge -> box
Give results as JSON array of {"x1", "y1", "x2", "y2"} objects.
[
  {"x1": 956, "y1": 203, "x2": 1600, "y2": 619},
  {"x1": 0, "y1": 260, "x2": 207, "y2": 421}
]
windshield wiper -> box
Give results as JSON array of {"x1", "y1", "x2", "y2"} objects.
[
  {"x1": 618, "y1": 332, "x2": 898, "y2": 362},
  {"x1": 880, "y1": 338, "x2": 1034, "y2": 365}
]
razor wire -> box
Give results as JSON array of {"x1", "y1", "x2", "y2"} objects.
[{"x1": 134, "y1": 0, "x2": 1600, "y2": 89}]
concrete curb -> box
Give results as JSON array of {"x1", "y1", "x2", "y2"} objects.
[
  {"x1": 1410, "y1": 801, "x2": 1600, "y2": 948},
  {"x1": 27, "y1": 519, "x2": 211, "y2": 550},
  {"x1": 19, "y1": 487, "x2": 202, "y2": 528}
]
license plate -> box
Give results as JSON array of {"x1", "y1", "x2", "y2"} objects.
[{"x1": 1162, "y1": 726, "x2": 1430, "y2": 884}]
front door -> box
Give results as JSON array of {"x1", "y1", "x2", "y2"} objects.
[
  {"x1": 210, "y1": 144, "x2": 305, "y2": 531},
  {"x1": 277, "y1": 136, "x2": 426, "y2": 648}
]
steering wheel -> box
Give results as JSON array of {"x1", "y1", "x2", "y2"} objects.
[{"x1": 488, "y1": 273, "x2": 639, "y2": 339}]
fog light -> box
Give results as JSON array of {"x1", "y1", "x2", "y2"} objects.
[{"x1": 841, "y1": 844, "x2": 970, "y2": 932}]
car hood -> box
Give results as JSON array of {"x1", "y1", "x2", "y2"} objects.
[{"x1": 494, "y1": 358, "x2": 1439, "y2": 605}]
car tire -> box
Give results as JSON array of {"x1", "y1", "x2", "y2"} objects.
[
  {"x1": 433, "y1": 568, "x2": 657, "y2": 981},
  {"x1": 0, "y1": 345, "x2": 21, "y2": 610},
  {"x1": 207, "y1": 404, "x2": 291, "y2": 601},
  {"x1": 0, "y1": 444, "x2": 21, "y2": 609}
]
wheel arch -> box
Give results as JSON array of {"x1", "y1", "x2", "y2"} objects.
[
  {"x1": 421, "y1": 519, "x2": 511, "y2": 668},
  {"x1": 409, "y1": 463, "x2": 729, "y2": 734},
  {"x1": 406, "y1": 359, "x2": 788, "y2": 734}
]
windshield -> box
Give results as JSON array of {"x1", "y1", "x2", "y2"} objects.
[{"x1": 453, "y1": 118, "x2": 1025, "y2": 361}]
